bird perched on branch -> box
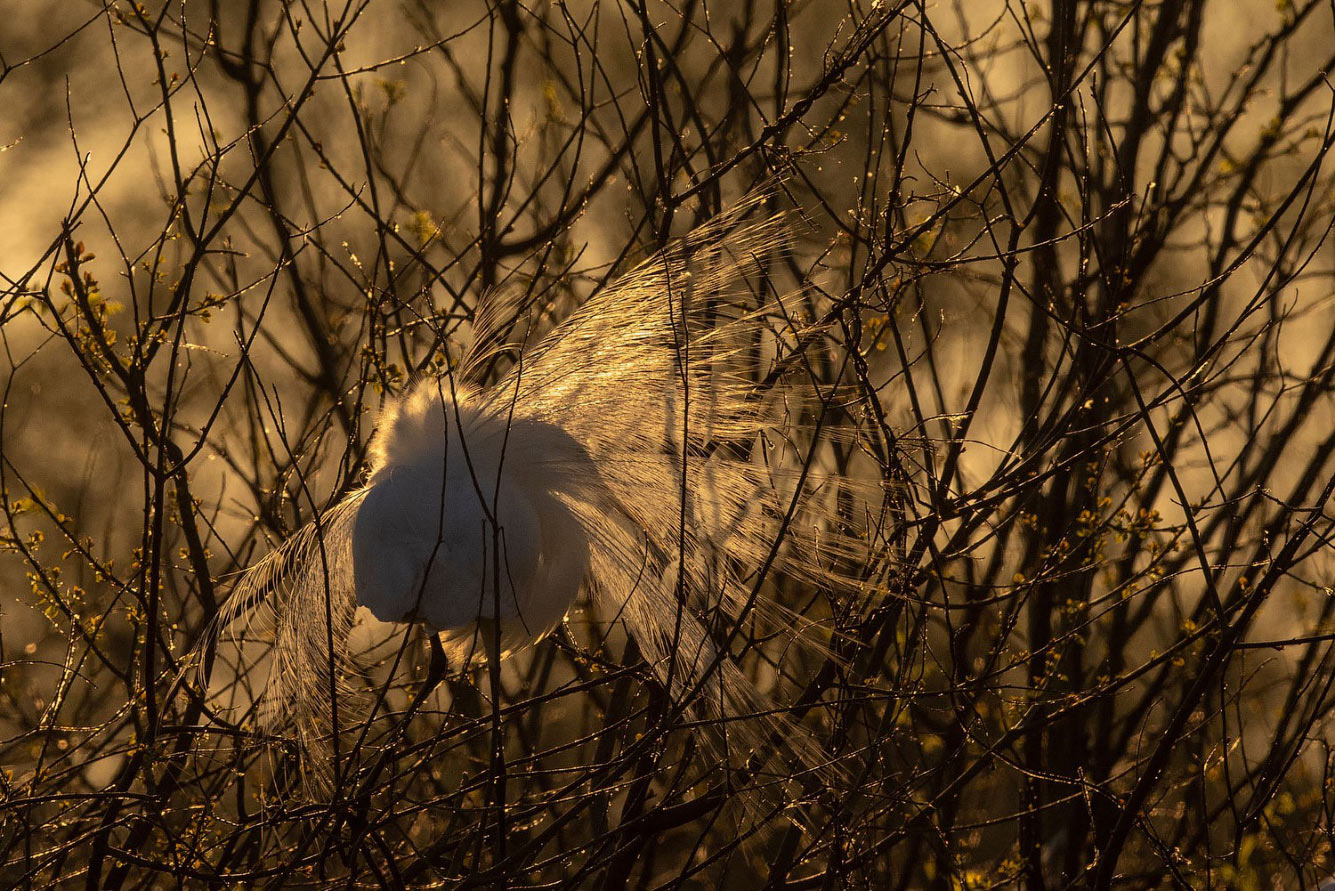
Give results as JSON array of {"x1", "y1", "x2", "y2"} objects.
[{"x1": 205, "y1": 194, "x2": 878, "y2": 794}]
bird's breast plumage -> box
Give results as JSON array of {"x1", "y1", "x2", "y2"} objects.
[{"x1": 350, "y1": 380, "x2": 591, "y2": 656}]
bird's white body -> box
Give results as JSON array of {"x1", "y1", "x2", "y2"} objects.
[{"x1": 352, "y1": 381, "x2": 589, "y2": 658}]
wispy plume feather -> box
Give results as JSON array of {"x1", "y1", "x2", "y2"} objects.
[{"x1": 204, "y1": 192, "x2": 876, "y2": 800}]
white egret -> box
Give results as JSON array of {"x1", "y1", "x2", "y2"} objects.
[{"x1": 207, "y1": 197, "x2": 875, "y2": 793}]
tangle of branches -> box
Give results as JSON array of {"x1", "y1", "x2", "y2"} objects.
[{"x1": 2, "y1": 1, "x2": 1335, "y2": 887}]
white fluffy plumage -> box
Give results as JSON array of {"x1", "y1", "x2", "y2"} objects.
[
  {"x1": 352, "y1": 381, "x2": 590, "y2": 659},
  {"x1": 206, "y1": 198, "x2": 873, "y2": 794}
]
